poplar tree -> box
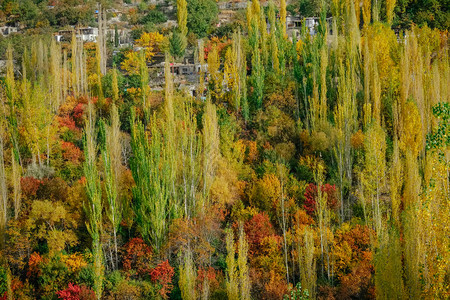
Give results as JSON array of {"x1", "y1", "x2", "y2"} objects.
[
  {"x1": 313, "y1": 159, "x2": 333, "y2": 280},
  {"x1": 179, "y1": 247, "x2": 197, "y2": 300},
  {"x1": 49, "y1": 39, "x2": 62, "y2": 112},
  {"x1": 280, "y1": 0, "x2": 287, "y2": 35},
  {"x1": 298, "y1": 227, "x2": 316, "y2": 298},
  {"x1": 177, "y1": 0, "x2": 188, "y2": 36},
  {"x1": 100, "y1": 104, "x2": 122, "y2": 270},
  {"x1": 0, "y1": 116, "x2": 7, "y2": 232},
  {"x1": 202, "y1": 99, "x2": 219, "y2": 205},
  {"x1": 97, "y1": 4, "x2": 107, "y2": 75},
  {"x1": 333, "y1": 56, "x2": 358, "y2": 221},
  {"x1": 225, "y1": 228, "x2": 238, "y2": 300},
  {"x1": 268, "y1": 2, "x2": 280, "y2": 73},
  {"x1": 386, "y1": 0, "x2": 396, "y2": 24},
  {"x1": 83, "y1": 101, "x2": 103, "y2": 299},
  {"x1": 130, "y1": 113, "x2": 170, "y2": 251},
  {"x1": 164, "y1": 56, "x2": 179, "y2": 219},
  {"x1": 11, "y1": 147, "x2": 21, "y2": 220},
  {"x1": 71, "y1": 32, "x2": 78, "y2": 96},
  {"x1": 111, "y1": 65, "x2": 119, "y2": 103},
  {"x1": 95, "y1": 43, "x2": 104, "y2": 102},
  {"x1": 238, "y1": 225, "x2": 250, "y2": 300},
  {"x1": 207, "y1": 45, "x2": 223, "y2": 101},
  {"x1": 179, "y1": 101, "x2": 202, "y2": 218},
  {"x1": 359, "y1": 123, "x2": 386, "y2": 235},
  {"x1": 198, "y1": 40, "x2": 206, "y2": 96},
  {"x1": 139, "y1": 50, "x2": 150, "y2": 116}
]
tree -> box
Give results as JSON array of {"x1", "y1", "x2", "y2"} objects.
[
  {"x1": 99, "y1": 104, "x2": 123, "y2": 270},
  {"x1": 26, "y1": 200, "x2": 77, "y2": 255},
  {"x1": 280, "y1": 0, "x2": 287, "y2": 36},
  {"x1": 114, "y1": 25, "x2": 119, "y2": 48},
  {"x1": 83, "y1": 101, "x2": 103, "y2": 300},
  {"x1": 202, "y1": 99, "x2": 220, "y2": 204},
  {"x1": 169, "y1": 30, "x2": 187, "y2": 61},
  {"x1": 207, "y1": 45, "x2": 223, "y2": 101},
  {"x1": 225, "y1": 228, "x2": 238, "y2": 300},
  {"x1": 187, "y1": 0, "x2": 218, "y2": 37},
  {"x1": 179, "y1": 247, "x2": 197, "y2": 300},
  {"x1": 177, "y1": 0, "x2": 188, "y2": 36},
  {"x1": 0, "y1": 118, "x2": 6, "y2": 236},
  {"x1": 121, "y1": 32, "x2": 164, "y2": 75},
  {"x1": 297, "y1": 226, "x2": 316, "y2": 298},
  {"x1": 130, "y1": 112, "x2": 170, "y2": 251},
  {"x1": 238, "y1": 224, "x2": 251, "y2": 300}
]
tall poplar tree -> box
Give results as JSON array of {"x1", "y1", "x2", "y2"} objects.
[
  {"x1": 130, "y1": 113, "x2": 170, "y2": 251},
  {"x1": 177, "y1": 0, "x2": 188, "y2": 36},
  {"x1": 100, "y1": 104, "x2": 122, "y2": 270},
  {"x1": 83, "y1": 101, "x2": 103, "y2": 299}
]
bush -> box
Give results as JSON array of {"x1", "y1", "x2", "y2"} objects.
[
  {"x1": 141, "y1": 10, "x2": 167, "y2": 25},
  {"x1": 57, "y1": 283, "x2": 96, "y2": 300}
]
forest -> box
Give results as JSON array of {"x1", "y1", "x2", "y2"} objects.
[{"x1": 0, "y1": 0, "x2": 449, "y2": 299}]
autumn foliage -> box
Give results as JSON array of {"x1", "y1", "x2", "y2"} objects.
[{"x1": 150, "y1": 260, "x2": 175, "y2": 299}]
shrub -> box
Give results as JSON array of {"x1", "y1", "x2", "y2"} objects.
[{"x1": 57, "y1": 283, "x2": 96, "y2": 300}]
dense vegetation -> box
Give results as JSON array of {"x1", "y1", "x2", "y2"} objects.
[{"x1": 0, "y1": 0, "x2": 449, "y2": 299}]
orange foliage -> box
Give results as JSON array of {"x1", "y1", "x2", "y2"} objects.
[
  {"x1": 150, "y1": 260, "x2": 175, "y2": 299},
  {"x1": 21, "y1": 177, "x2": 43, "y2": 198},
  {"x1": 333, "y1": 223, "x2": 375, "y2": 299},
  {"x1": 62, "y1": 253, "x2": 88, "y2": 273},
  {"x1": 351, "y1": 130, "x2": 365, "y2": 150},
  {"x1": 27, "y1": 252, "x2": 43, "y2": 277},
  {"x1": 167, "y1": 207, "x2": 223, "y2": 267},
  {"x1": 61, "y1": 142, "x2": 83, "y2": 163},
  {"x1": 244, "y1": 212, "x2": 276, "y2": 256},
  {"x1": 122, "y1": 238, "x2": 153, "y2": 278},
  {"x1": 196, "y1": 267, "x2": 219, "y2": 293}
]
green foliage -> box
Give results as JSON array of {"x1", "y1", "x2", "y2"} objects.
[
  {"x1": 130, "y1": 112, "x2": 171, "y2": 251},
  {"x1": 141, "y1": 9, "x2": 168, "y2": 25},
  {"x1": 284, "y1": 282, "x2": 310, "y2": 300},
  {"x1": 169, "y1": 30, "x2": 187, "y2": 60},
  {"x1": 186, "y1": 0, "x2": 219, "y2": 37}
]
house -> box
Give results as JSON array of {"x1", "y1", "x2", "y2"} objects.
[
  {"x1": 286, "y1": 16, "x2": 333, "y2": 38},
  {"x1": 78, "y1": 27, "x2": 99, "y2": 42},
  {"x1": 107, "y1": 27, "x2": 132, "y2": 46},
  {"x1": 55, "y1": 27, "x2": 99, "y2": 43},
  {"x1": 0, "y1": 26, "x2": 18, "y2": 36}
]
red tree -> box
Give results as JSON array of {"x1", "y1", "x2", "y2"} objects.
[
  {"x1": 150, "y1": 260, "x2": 175, "y2": 299},
  {"x1": 244, "y1": 212, "x2": 276, "y2": 256},
  {"x1": 57, "y1": 283, "x2": 96, "y2": 300},
  {"x1": 303, "y1": 183, "x2": 338, "y2": 216},
  {"x1": 122, "y1": 238, "x2": 153, "y2": 277}
]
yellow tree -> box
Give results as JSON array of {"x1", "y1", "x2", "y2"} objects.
[
  {"x1": 121, "y1": 32, "x2": 164, "y2": 75},
  {"x1": 280, "y1": 0, "x2": 287, "y2": 36},
  {"x1": 177, "y1": 0, "x2": 188, "y2": 36},
  {"x1": 207, "y1": 45, "x2": 223, "y2": 101},
  {"x1": 238, "y1": 224, "x2": 250, "y2": 300},
  {"x1": 225, "y1": 228, "x2": 238, "y2": 300}
]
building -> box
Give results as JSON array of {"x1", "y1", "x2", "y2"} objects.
[
  {"x1": 107, "y1": 27, "x2": 132, "y2": 47},
  {"x1": 0, "y1": 26, "x2": 18, "y2": 36},
  {"x1": 286, "y1": 16, "x2": 333, "y2": 38},
  {"x1": 54, "y1": 27, "x2": 99, "y2": 43}
]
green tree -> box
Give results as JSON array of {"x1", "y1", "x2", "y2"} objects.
[
  {"x1": 130, "y1": 113, "x2": 170, "y2": 252},
  {"x1": 187, "y1": 0, "x2": 218, "y2": 37},
  {"x1": 169, "y1": 30, "x2": 187, "y2": 60},
  {"x1": 83, "y1": 101, "x2": 103, "y2": 300}
]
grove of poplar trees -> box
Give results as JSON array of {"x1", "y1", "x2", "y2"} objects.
[{"x1": 0, "y1": 0, "x2": 448, "y2": 298}]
